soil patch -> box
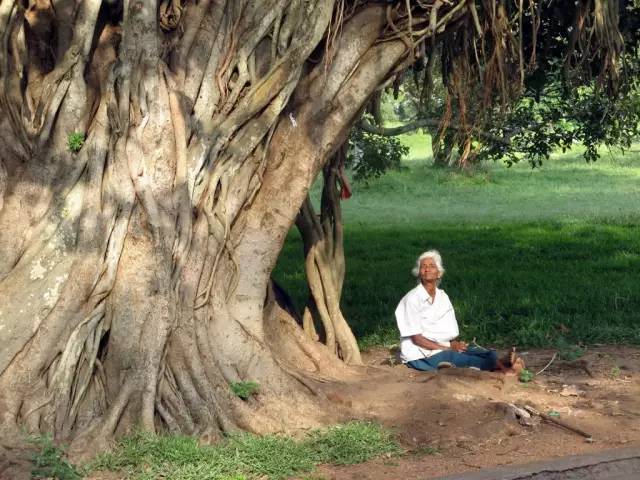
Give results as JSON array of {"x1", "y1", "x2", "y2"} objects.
[
  {"x1": 4, "y1": 346, "x2": 639, "y2": 480},
  {"x1": 316, "y1": 345, "x2": 640, "y2": 479}
]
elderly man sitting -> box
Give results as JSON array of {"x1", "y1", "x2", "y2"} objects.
[{"x1": 395, "y1": 249, "x2": 508, "y2": 372}]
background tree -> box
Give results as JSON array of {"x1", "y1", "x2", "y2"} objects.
[
  {"x1": 358, "y1": 1, "x2": 640, "y2": 168},
  {"x1": 0, "y1": 0, "x2": 631, "y2": 455}
]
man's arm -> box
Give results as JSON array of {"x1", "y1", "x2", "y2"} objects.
[
  {"x1": 410, "y1": 334, "x2": 449, "y2": 351},
  {"x1": 410, "y1": 334, "x2": 467, "y2": 352}
]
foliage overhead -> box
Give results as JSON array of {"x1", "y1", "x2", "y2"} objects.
[
  {"x1": 479, "y1": 68, "x2": 640, "y2": 166},
  {"x1": 347, "y1": 127, "x2": 409, "y2": 182},
  {"x1": 360, "y1": 0, "x2": 640, "y2": 167}
]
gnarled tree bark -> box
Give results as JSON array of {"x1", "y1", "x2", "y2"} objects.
[{"x1": 0, "y1": 0, "x2": 411, "y2": 450}]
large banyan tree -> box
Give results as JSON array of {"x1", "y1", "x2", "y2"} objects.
[{"x1": 0, "y1": 0, "x2": 632, "y2": 449}]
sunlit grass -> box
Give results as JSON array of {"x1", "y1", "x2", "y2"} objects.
[
  {"x1": 341, "y1": 148, "x2": 640, "y2": 226},
  {"x1": 89, "y1": 422, "x2": 401, "y2": 480}
]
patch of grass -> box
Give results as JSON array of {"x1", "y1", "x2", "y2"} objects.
[
  {"x1": 67, "y1": 132, "x2": 85, "y2": 153},
  {"x1": 274, "y1": 146, "x2": 640, "y2": 350},
  {"x1": 29, "y1": 434, "x2": 82, "y2": 480},
  {"x1": 230, "y1": 381, "x2": 260, "y2": 400},
  {"x1": 90, "y1": 432, "x2": 313, "y2": 480},
  {"x1": 89, "y1": 422, "x2": 401, "y2": 480},
  {"x1": 306, "y1": 421, "x2": 402, "y2": 465},
  {"x1": 339, "y1": 145, "x2": 640, "y2": 226}
]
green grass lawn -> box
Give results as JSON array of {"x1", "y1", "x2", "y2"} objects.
[{"x1": 273, "y1": 140, "x2": 640, "y2": 350}]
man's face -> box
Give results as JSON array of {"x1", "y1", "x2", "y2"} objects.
[{"x1": 419, "y1": 257, "x2": 441, "y2": 283}]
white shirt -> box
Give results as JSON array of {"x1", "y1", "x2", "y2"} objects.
[{"x1": 395, "y1": 284, "x2": 459, "y2": 362}]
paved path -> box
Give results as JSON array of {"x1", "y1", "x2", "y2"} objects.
[{"x1": 434, "y1": 447, "x2": 640, "y2": 479}]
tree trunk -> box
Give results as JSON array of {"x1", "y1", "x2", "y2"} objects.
[
  {"x1": 295, "y1": 145, "x2": 361, "y2": 365},
  {"x1": 0, "y1": 0, "x2": 410, "y2": 448}
]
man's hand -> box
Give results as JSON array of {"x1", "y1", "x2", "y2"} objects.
[
  {"x1": 450, "y1": 340, "x2": 468, "y2": 352},
  {"x1": 411, "y1": 335, "x2": 468, "y2": 352},
  {"x1": 411, "y1": 334, "x2": 449, "y2": 351}
]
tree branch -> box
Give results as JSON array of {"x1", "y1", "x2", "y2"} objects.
[
  {"x1": 357, "y1": 118, "x2": 511, "y2": 146},
  {"x1": 357, "y1": 117, "x2": 438, "y2": 135}
]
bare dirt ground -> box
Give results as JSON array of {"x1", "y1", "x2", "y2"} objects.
[
  {"x1": 3, "y1": 346, "x2": 639, "y2": 480},
  {"x1": 316, "y1": 345, "x2": 640, "y2": 480}
]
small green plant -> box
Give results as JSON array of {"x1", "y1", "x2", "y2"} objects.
[
  {"x1": 413, "y1": 445, "x2": 439, "y2": 456},
  {"x1": 609, "y1": 366, "x2": 621, "y2": 379},
  {"x1": 306, "y1": 421, "x2": 402, "y2": 465},
  {"x1": 519, "y1": 368, "x2": 535, "y2": 383},
  {"x1": 230, "y1": 380, "x2": 260, "y2": 400},
  {"x1": 67, "y1": 132, "x2": 85, "y2": 153},
  {"x1": 29, "y1": 434, "x2": 82, "y2": 480}
]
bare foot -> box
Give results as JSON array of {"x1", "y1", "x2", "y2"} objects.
[
  {"x1": 496, "y1": 350, "x2": 526, "y2": 375},
  {"x1": 510, "y1": 356, "x2": 526, "y2": 375},
  {"x1": 504, "y1": 348, "x2": 526, "y2": 374}
]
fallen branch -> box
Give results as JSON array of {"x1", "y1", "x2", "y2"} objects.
[
  {"x1": 494, "y1": 401, "x2": 537, "y2": 427},
  {"x1": 522, "y1": 405, "x2": 593, "y2": 441},
  {"x1": 535, "y1": 352, "x2": 558, "y2": 376}
]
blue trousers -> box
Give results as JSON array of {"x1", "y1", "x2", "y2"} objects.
[{"x1": 407, "y1": 346, "x2": 497, "y2": 372}]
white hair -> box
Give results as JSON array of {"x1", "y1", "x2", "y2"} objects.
[{"x1": 411, "y1": 250, "x2": 445, "y2": 281}]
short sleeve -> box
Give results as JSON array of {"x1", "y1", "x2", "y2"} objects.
[{"x1": 395, "y1": 294, "x2": 422, "y2": 338}]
